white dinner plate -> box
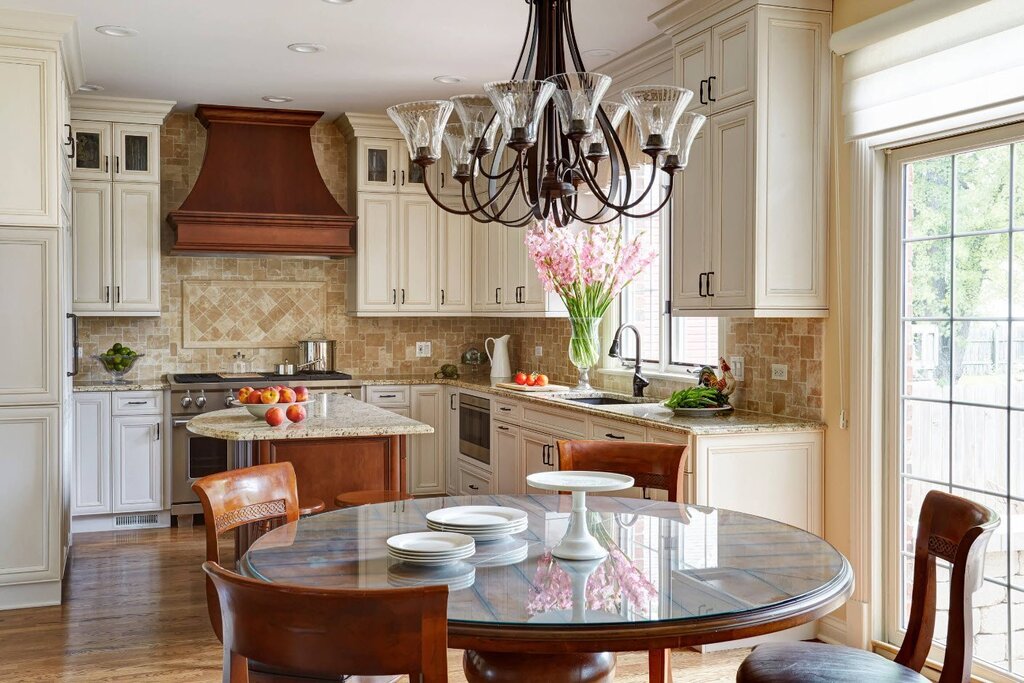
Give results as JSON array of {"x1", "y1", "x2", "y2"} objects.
[
  {"x1": 426, "y1": 518, "x2": 528, "y2": 533},
  {"x1": 386, "y1": 531, "x2": 476, "y2": 556},
  {"x1": 524, "y1": 470, "x2": 635, "y2": 493},
  {"x1": 387, "y1": 544, "x2": 476, "y2": 558},
  {"x1": 426, "y1": 506, "x2": 528, "y2": 528}
]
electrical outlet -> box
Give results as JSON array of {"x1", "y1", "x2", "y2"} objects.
[
  {"x1": 771, "y1": 364, "x2": 788, "y2": 381},
  {"x1": 415, "y1": 341, "x2": 432, "y2": 358},
  {"x1": 728, "y1": 356, "x2": 744, "y2": 381},
  {"x1": 535, "y1": 345, "x2": 543, "y2": 357}
]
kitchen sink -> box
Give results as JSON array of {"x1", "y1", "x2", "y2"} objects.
[{"x1": 564, "y1": 396, "x2": 638, "y2": 406}]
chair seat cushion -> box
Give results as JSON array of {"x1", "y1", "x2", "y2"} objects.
[{"x1": 737, "y1": 642, "x2": 929, "y2": 683}]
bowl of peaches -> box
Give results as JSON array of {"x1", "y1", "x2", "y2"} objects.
[{"x1": 231, "y1": 385, "x2": 310, "y2": 426}]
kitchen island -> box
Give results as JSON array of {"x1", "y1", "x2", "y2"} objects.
[{"x1": 187, "y1": 393, "x2": 433, "y2": 528}]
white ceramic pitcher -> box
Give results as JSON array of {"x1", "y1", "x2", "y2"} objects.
[{"x1": 484, "y1": 334, "x2": 512, "y2": 381}]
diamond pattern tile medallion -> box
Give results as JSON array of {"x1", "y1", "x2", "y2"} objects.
[{"x1": 182, "y1": 280, "x2": 327, "y2": 349}]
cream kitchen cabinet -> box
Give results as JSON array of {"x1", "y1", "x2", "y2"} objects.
[
  {"x1": 409, "y1": 385, "x2": 445, "y2": 496},
  {"x1": 0, "y1": 44, "x2": 61, "y2": 228},
  {"x1": 666, "y1": 3, "x2": 830, "y2": 317},
  {"x1": 491, "y1": 421, "x2": 522, "y2": 495},
  {"x1": 438, "y1": 211, "x2": 473, "y2": 314},
  {"x1": 72, "y1": 391, "x2": 168, "y2": 531},
  {"x1": 444, "y1": 388, "x2": 459, "y2": 495},
  {"x1": 470, "y1": 218, "x2": 565, "y2": 316},
  {"x1": 350, "y1": 193, "x2": 438, "y2": 314},
  {"x1": 471, "y1": 220, "x2": 505, "y2": 313},
  {"x1": 71, "y1": 121, "x2": 160, "y2": 183},
  {"x1": 350, "y1": 136, "x2": 437, "y2": 196},
  {"x1": 71, "y1": 180, "x2": 161, "y2": 315},
  {"x1": 0, "y1": 228, "x2": 60, "y2": 406},
  {"x1": 522, "y1": 428, "x2": 558, "y2": 495}
]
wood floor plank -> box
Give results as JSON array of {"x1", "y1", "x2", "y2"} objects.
[{"x1": 0, "y1": 527, "x2": 749, "y2": 682}]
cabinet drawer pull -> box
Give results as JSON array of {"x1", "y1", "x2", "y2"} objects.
[
  {"x1": 392, "y1": 169, "x2": 397, "y2": 185},
  {"x1": 440, "y1": 289, "x2": 445, "y2": 305},
  {"x1": 104, "y1": 155, "x2": 109, "y2": 173},
  {"x1": 105, "y1": 286, "x2": 111, "y2": 303},
  {"x1": 707, "y1": 75, "x2": 716, "y2": 102},
  {"x1": 440, "y1": 172, "x2": 446, "y2": 189},
  {"x1": 467, "y1": 484, "x2": 480, "y2": 491},
  {"x1": 497, "y1": 425, "x2": 509, "y2": 431},
  {"x1": 542, "y1": 444, "x2": 551, "y2": 466},
  {"x1": 699, "y1": 79, "x2": 708, "y2": 105},
  {"x1": 698, "y1": 272, "x2": 706, "y2": 298},
  {"x1": 116, "y1": 286, "x2": 121, "y2": 303},
  {"x1": 154, "y1": 423, "x2": 160, "y2": 441},
  {"x1": 392, "y1": 289, "x2": 397, "y2": 305},
  {"x1": 605, "y1": 433, "x2": 626, "y2": 440},
  {"x1": 706, "y1": 271, "x2": 714, "y2": 297},
  {"x1": 126, "y1": 400, "x2": 148, "y2": 405},
  {"x1": 115, "y1": 155, "x2": 120, "y2": 173},
  {"x1": 450, "y1": 394, "x2": 456, "y2": 410},
  {"x1": 401, "y1": 288, "x2": 406, "y2": 304},
  {"x1": 378, "y1": 394, "x2": 398, "y2": 399},
  {"x1": 495, "y1": 287, "x2": 501, "y2": 304},
  {"x1": 499, "y1": 407, "x2": 512, "y2": 412}
]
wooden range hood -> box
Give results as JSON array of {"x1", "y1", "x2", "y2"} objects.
[{"x1": 169, "y1": 105, "x2": 355, "y2": 256}]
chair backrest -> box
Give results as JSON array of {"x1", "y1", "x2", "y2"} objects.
[
  {"x1": 896, "y1": 490, "x2": 999, "y2": 683},
  {"x1": 191, "y1": 462, "x2": 301, "y2": 641},
  {"x1": 556, "y1": 440, "x2": 688, "y2": 502},
  {"x1": 203, "y1": 561, "x2": 449, "y2": 682}
]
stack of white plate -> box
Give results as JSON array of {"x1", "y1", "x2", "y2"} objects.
[
  {"x1": 426, "y1": 505, "x2": 529, "y2": 542},
  {"x1": 386, "y1": 531, "x2": 475, "y2": 566}
]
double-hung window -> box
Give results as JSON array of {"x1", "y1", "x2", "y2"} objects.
[{"x1": 615, "y1": 164, "x2": 720, "y2": 373}]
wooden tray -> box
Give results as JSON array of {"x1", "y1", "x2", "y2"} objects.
[{"x1": 495, "y1": 382, "x2": 571, "y2": 392}]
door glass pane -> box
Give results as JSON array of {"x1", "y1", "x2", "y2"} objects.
[
  {"x1": 407, "y1": 157, "x2": 426, "y2": 186},
  {"x1": 898, "y1": 140, "x2": 1020, "y2": 677},
  {"x1": 367, "y1": 148, "x2": 389, "y2": 183},
  {"x1": 123, "y1": 134, "x2": 149, "y2": 172},
  {"x1": 75, "y1": 131, "x2": 101, "y2": 170}
]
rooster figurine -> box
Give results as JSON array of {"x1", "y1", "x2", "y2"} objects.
[{"x1": 716, "y1": 356, "x2": 737, "y2": 397}]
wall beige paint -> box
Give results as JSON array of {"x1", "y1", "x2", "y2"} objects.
[{"x1": 823, "y1": 0, "x2": 913, "y2": 626}]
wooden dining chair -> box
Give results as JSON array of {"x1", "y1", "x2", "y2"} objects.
[
  {"x1": 556, "y1": 439, "x2": 689, "y2": 683},
  {"x1": 736, "y1": 490, "x2": 999, "y2": 683},
  {"x1": 203, "y1": 560, "x2": 449, "y2": 682},
  {"x1": 192, "y1": 462, "x2": 304, "y2": 642}
]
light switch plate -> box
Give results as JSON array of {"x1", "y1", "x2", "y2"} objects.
[
  {"x1": 728, "y1": 356, "x2": 744, "y2": 381},
  {"x1": 771, "y1": 364, "x2": 788, "y2": 380},
  {"x1": 415, "y1": 341, "x2": 432, "y2": 358},
  {"x1": 535, "y1": 346, "x2": 543, "y2": 357}
]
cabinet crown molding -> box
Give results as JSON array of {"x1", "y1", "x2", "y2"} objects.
[
  {"x1": 71, "y1": 95, "x2": 176, "y2": 125},
  {"x1": 337, "y1": 112, "x2": 401, "y2": 141},
  {"x1": 651, "y1": 0, "x2": 830, "y2": 37},
  {"x1": 0, "y1": 8, "x2": 84, "y2": 92}
]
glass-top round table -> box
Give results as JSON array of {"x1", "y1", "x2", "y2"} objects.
[{"x1": 241, "y1": 495, "x2": 853, "y2": 682}]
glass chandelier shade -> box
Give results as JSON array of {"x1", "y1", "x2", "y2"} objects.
[
  {"x1": 621, "y1": 85, "x2": 693, "y2": 153},
  {"x1": 662, "y1": 112, "x2": 707, "y2": 171},
  {"x1": 386, "y1": 100, "x2": 454, "y2": 162},
  {"x1": 483, "y1": 79, "x2": 557, "y2": 149},
  {"x1": 442, "y1": 123, "x2": 478, "y2": 181},
  {"x1": 582, "y1": 101, "x2": 628, "y2": 159},
  {"x1": 546, "y1": 71, "x2": 612, "y2": 139},
  {"x1": 450, "y1": 94, "x2": 500, "y2": 156}
]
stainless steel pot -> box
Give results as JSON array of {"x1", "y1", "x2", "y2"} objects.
[{"x1": 297, "y1": 338, "x2": 336, "y2": 372}]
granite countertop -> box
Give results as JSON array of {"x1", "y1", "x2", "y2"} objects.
[
  {"x1": 73, "y1": 377, "x2": 169, "y2": 392},
  {"x1": 353, "y1": 373, "x2": 825, "y2": 436},
  {"x1": 186, "y1": 393, "x2": 434, "y2": 441}
]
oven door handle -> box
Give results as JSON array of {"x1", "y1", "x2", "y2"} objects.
[{"x1": 172, "y1": 419, "x2": 193, "y2": 427}]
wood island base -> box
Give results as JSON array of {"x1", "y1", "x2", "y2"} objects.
[{"x1": 463, "y1": 650, "x2": 616, "y2": 682}]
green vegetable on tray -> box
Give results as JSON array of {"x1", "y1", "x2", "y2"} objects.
[{"x1": 663, "y1": 386, "x2": 730, "y2": 410}]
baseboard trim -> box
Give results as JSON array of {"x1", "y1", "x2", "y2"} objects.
[
  {"x1": 0, "y1": 580, "x2": 61, "y2": 610},
  {"x1": 72, "y1": 510, "x2": 170, "y2": 533},
  {"x1": 816, "y1": 615, "x2": 848, "y2": 645}
]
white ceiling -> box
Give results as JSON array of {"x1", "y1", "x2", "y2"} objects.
[{"x1": 13, "y1": 0, "x2": 668, "y2": 115}]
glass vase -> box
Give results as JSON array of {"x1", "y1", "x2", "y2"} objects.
[{"x1": 567, "y1": 317, "x2": 602, "y2": 390}]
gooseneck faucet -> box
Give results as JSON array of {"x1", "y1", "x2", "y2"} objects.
[{"x1": 608, "y1": 323, "x2": 650, "y2": 398}]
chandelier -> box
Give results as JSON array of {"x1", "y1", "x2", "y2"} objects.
[{"x1": 386, "y1": 0, "x2": 705, "y2": 228}]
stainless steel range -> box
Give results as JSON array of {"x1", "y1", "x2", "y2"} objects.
[{"x1": 168, "y1": 371, "x2": 362, "y2": 522}]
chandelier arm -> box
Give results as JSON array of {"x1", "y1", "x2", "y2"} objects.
[
  {"x1": 620, "y1": 182, "x2": 676, "y2": 220},
  {"x1": 416, "y1": 172, "x2": 480, "y2": 217},
  {"x1": 475, "y1": 158, "x2": 519, "y2": 182},
  {"x1": 563, "y1": 0, "x2": 589, "y2": 74},
  {"x1": 466, "y1": 163, "x2": 524, "y2": 222},
  {"x1": 575, "y1": 153, "x2": 665, "y2": 213},
  {"x1": 563, "y1": 199, "x2": 624, "y2": 225},
  {"x1": 511, "y1": 0, "x2": 536, "y2": 80}
]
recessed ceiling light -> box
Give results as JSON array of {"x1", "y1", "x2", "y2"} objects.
[
  {"x1": 433, "y1": 75, "x2": 465, "y2": 84},
  {"x1": 321, "y1": 0, "x2": 354, "y2": 4},
  {"x1": 78, "y1": 84, "x2": 104, "y2": 92},
  {"x1": 262, "y1": 96, "x2": 294, "y2": 103},
  {"x1": 288, "y1": 42, "x2": 325, "y2": 54},
  {"x1": 95, "y1": 25, "x2": 138, "y2": 38},
  {"x1": 584, "y1": 48, "x2": 618, "y2": 60}
]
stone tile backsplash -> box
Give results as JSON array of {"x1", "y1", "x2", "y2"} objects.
[{"x1": 77, "y1": 112, "x2": 825, "y2": 422}]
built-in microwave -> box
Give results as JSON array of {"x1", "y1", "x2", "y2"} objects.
[{"x1": 459, "y1": 393, "x2": 490, "y2": 467}]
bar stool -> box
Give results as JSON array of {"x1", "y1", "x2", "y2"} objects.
[
  {"x1": 299, "y1": 497, "x2": 325, "y2": 517},
  {"x1": 335, "y1": 489, "x2": 413, "y2": 508}
]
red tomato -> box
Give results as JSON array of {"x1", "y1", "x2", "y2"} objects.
[
  {"x1": 514, "y1": 371, "x2": 528, "y2": 385},
  {"x1": 526, "y1": 373, "x2": 537, "y2": 386},
  {"x1": 535, "y1": 374, "x2": 549, "y2": 387}
]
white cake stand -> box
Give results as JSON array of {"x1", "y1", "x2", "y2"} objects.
[{"x1": 525, "y1": 470, "x2": 634, "y2": 560}]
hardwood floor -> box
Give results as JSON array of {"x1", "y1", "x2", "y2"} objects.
[{"x1": 0, "y1": 527, "x2": 749, "y2": 682}]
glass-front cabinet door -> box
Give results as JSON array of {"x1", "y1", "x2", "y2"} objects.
[
  {"x1": 356, "y1": 138, "x2": 400, "y2": 194},
  {"x1": 113, "y1": 124, "x2": 160, "y2": 183},
  {"x1": 71, "y1": 121, "x2": 112, "y2": 181},
  {"x1": 398, "y1": 141, "x2": 435, "y2": 195}
]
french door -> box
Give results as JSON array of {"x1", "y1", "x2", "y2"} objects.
[{"x1": 888, "y1": 122, "x2": 1024, "y2": 681}]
